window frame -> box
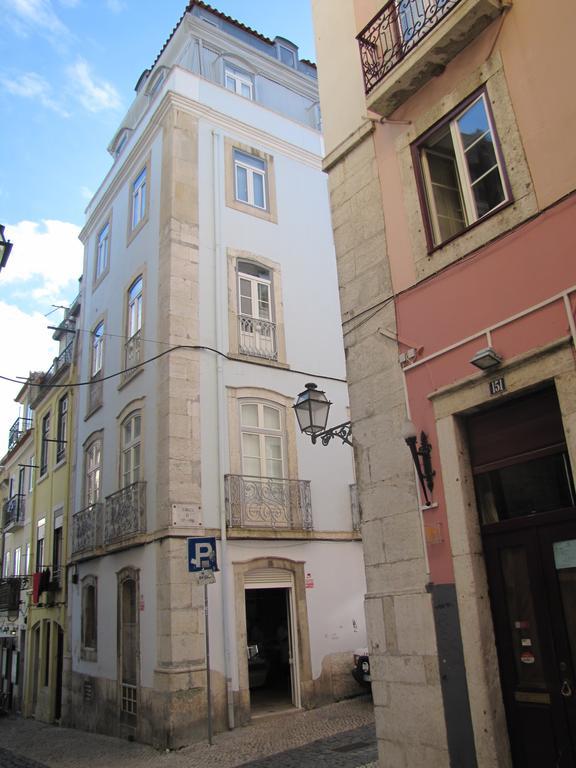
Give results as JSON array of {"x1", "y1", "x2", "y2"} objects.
[
  {"x1": 224, "y1": 65, "x2": 254, "y2": 100},
  {"x1": 225, "y1": 140, "x2": 277, "y2": 223},
  {"x1": 127, "y1": 156, "x2": 151, "y2": 243},
  {"x1": 233, "y1": 150, "x2": 267, "y2": 210},
  {"x1": 81, "y1": 575, "x2": 98, "y2": 661},
  {"x1": 237, "y1": 261, "x2": 277, "y2": 361},
  {"x1": 95, "y1": 219, "x2": 111, "y2": 285},
  {"x1": 85, "y1": 438, "x2": 102, "y2": 507},
  {"x1": 127, "y1": 276, "x2": 143, "y2": 341},
  {"x1": 56, "y1": 394, "x2": 68, "y2": 464},
  {"x1": 121, "y1": 410, "x2": 142, "y2": 489},
  {"x1": 412, "y1": 89, "x2": 512, "y2": 252},
  {"x1": 239, "y1": 400, "x2": 286, "y2": 479},
  {"x1": 91, "y1": 322, "x2": 104, "y2": 378},
  {"x1": 40, "y1": 412, "x2": 50, "y2": 477}
]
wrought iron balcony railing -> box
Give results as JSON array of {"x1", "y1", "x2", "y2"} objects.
[
  {"x1": 104, "y1": 481, "x2": 146, "y2": 545},
  {"x1": 8, "y1": 417, "x2": 32, "y2": 452},
  {"x1": 122, "y1": 329, "x2": 142, "y2": 384},
  {"x1": 357, "y1": 0, "x2": 461, "y2": 93},
  {"x1": 44, "y1": 342, "x2": 73, "y2": 383},
  {"x1": 238, "y1": 316, "x2": 278, "y2": 361},
  {"x1": 72, "y1": 503, "x2": 103, "y2": 555},
  {"x1": 2, "y1": 495, "x2": 25, "y2": 529},
  {"x1": 0, "y1": 578, "x2": 22, "y2": 613},
  {"x1": 225, "y1": 475, "x2": 312, "y2": 530}
]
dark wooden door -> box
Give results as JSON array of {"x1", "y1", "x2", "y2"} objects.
[{"x1": 483, "y1": 516, "x2": 576, "y2": 767}]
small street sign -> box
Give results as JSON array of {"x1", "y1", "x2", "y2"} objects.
[
  {"x1": 195, "y1": 569, "x2": 216, "y2": 586},
  {"x1": 187, "y1": 536, "x2": 218, "y2": 572}
]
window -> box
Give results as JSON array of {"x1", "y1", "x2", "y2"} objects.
[
  {"x1": 28, "y1": 456, "x2": 35, "y2": 492},
  {"x1": 36, "y1": 518, "x2": 46, "y2": 571},
  {"x1": 127, "y1": 277, "x2": 143, "y2": 340},
  {"x1": 131, "y1": 167, "x2": 147, "y2": 231},
  {"x1": 25, "y1": 544, "x2": 30, "y2": 575},
  {"x1": 13, "y1": 547, "x2": 21, "y2": 576},
  {"x1": 238, "y1": 261, "x2": 276, "y2": 360},
  {"x1": 95, "y1": 222, "x2": 110, "y2": 281},
  {"x1": 40, "y1": 412, "x2": 50, "y2": 476},
  {"x1": 3, "y1": 551, "x2": 11, "y2": 578},
  {"x1": 415, "y1": 92, "x2": 509, "y2": 248},
  {"x1": 92, "y1": 322, "x2": 104, "y2": 377},
  {"x1": 118, "y1": 570, "x2": 139, "y2": 719},
  {"x1": 56, "y1": 395, "x2": 68, "y2": 463},
  {"x1": 225, "y1": 65, "x2": 253, "y2": 99},
  {"x1": 86, "y1": 439, "x2": 102, "y2": 506},
  {"x1": 53, "y1": 513, "x2": 63, "y2": 584},
  {"x1": 234, "y1": 150, "x2": 266, "y2": 210},
  {"x1": 81, "y1": 576, "x2": 97, "y2": 660},
  {"x1": 278, "y1": 44, "x2": 296, "y2": 68},
  {"x1": 240, "y1": 402, "x2": 285, "y2": 478},
  {"x1": 121, "y1": 411, "x2": 141, "y2": 488}
]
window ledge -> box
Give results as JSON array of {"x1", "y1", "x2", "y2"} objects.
[
  {"x1": 365, "y1": 0, "x2": 505, "y2": 117},
  {"x1": 227, "y1": 352, "x2": 290, "y2": 370}
]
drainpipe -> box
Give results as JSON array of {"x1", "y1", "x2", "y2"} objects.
[{"x1": 212, "y1": 129, "x2": 235, "y2": 730}]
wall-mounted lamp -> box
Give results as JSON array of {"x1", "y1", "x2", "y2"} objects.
[
  {"x1": 401, "y1": 420, "x2": 435, "y2": 506},
  {"x1": 293, "y1": 383, "x2": 352, "y2": 447},
  {"x1": 470, "y1": 346, "x2": 502, "y2": 371}
]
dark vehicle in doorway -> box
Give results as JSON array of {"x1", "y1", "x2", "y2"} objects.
[{"x1": 352, "y1": 648, "x2": 371, "y2": 689}]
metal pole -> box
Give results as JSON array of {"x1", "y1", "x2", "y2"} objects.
[{"x1": 204, "y1": 578, "x2": 213, "y2": 746}]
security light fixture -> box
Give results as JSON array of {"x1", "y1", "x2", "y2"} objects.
[
  {"x1": 470, "y1": 346, "x2": 502, "y2": 371},
  {"x1": 0, "y1": 225, "x2": 13, "y2": 271},
  {"x1": 293, "y1": 383, "x2": 352, "y2": 446},
  {"x1": 401, "y1": 419, "x2": 435, "y2": 506}
]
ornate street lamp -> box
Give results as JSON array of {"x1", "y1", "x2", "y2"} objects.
[
  {"x1": 293, "y1": 383, "x2": 352, "y2": 446},
  {"x1": 0, "y1": 225, "x2": 13, "y2": 271}
]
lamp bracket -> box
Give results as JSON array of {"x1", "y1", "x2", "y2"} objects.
[{"x1": 311, "y1": 420, "x2": 353, "y2": 447}]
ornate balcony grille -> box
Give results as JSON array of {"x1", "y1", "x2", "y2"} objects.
[
  {"x1": 2, "y1": 495, "x2": 25, "y2": 528},
  {"x1": 350, "y1": 484, "x2": 362, "y2": 532},
  {"x1": 88, "y1": 376, "x2": 103, "y2": 414},
  {"x1": 225, "y1": 475, "x2": 312, "y2": 530},
  {"x1": 122, "y1": 330, "x2": 142, "y2": 384},
  {"x1": 357, "y1": 0, "x2": 462, "y2": 93},
  {"x1": 238, "y1": 316, "x2": 278, "y2": 361},
  {"x1": 8, "y1": 417, "x2": 32, "y2": 452},
  {"x1": 104, "y1": 482, "x2": 146, "y2": 545},
  {"x1": 72, "y1": 503, "x2": 103, "y2": 555}
]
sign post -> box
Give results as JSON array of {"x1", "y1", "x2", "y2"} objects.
[{"x1": 187, "y1": 537, "x2": 218, "y2": 746}]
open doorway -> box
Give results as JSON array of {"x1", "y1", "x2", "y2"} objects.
[{"x1": 245, "y1": 587, "x2": 295, "y2": 715}]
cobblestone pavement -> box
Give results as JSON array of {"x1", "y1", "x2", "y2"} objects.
[{"x1": 0, "y1": 696, "x2": 377, "y2": 768}]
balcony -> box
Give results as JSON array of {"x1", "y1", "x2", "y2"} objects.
[
  {"x1": 225, "y1": 475, "x2": 312, "y2": 531},
  {"x1": 0, "y1": 578, "x2": 21, "y2": 614},
  {"x1": 238, "y1": 316, "x2": 278, "y2": 361},
  {"x1": 121, "y1": 329, "x2": 142, "y2": 385},
  {"x1": 72, "y1": 503, "x2": 103, "y2": 555},
  {"x1": 44, "y1": 342, "x2": 73, "y2": 383},
  {"x1": 8, "y1": 417, "x2": 32, "y2": 452},
  {"x1": 2, "y1": 495, "x2": 25, "y2": 529},
  {"x1": 104, "y1": 481, "x2": 146, "y2": 545},
  {"x1": 357, "y1": 0, "x2": 504, "y2": 116}
]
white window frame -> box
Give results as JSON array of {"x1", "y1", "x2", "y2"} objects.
[
  {"x1": 224, "y1": 65, "x2": 254, "y2": 100},
  {"x1": 86, "y1": 439, "x2": 102, "y2": 506},
  {"x1": 92, "y1": 322, "x2": 104, "y2": 377},
  {"x1": 13, "y1": 547, "x2": 21, "y2": 576},
  {"x1": 121, "y1": 411, "x2": 141, "y2": 488},
  {"x1": 131, "y1": 167, "x2": 147, "y2": 231},
  {"x1": 3, "y1": 551, "x2": 11, "y2": 578},
  {"x1": 233, "y1": 150, "x2": 267, "y2": 210},
  {"x1": 237, "y1": 262, "x2": 277, "y2": 360},
  {"x1": 127, "y1": 276, "x2": 143, "y2": 340},
  {"x1": 418, "y1": 92, "x2": 509, "y2": 247},
  {"x1": 240, "y1": 401, "x2": 285, "y2": 479},
  {"x1": 277, "y1": 44, "x2": 296, "y2": 68},
  {"x1": 40, "y1": 412, "x2": 50, "y2": 476},
  {"x1": 96, "y1": 221, "x2": 110, "y2": 281},
  {"x1": 56, "y1": 394, "x2": 68, "y2": 463}
]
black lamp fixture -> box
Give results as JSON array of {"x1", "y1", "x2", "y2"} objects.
[
  {"x1": 293, "y1": 383, "x2": 352, "y2": 447},
  {"x1": 0, "y1": 225, "x2": 13, "y2": 271},
  {"x1": 470, "y1": 346, "x2": 502, "y2": 371},
  {"x1": 401, "y1": 419, "x2": 435, "y2": 506}
]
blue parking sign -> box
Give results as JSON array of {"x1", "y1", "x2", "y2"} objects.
[{"x1": 188, "y1": 536, "x2": 218, "y2": 572}]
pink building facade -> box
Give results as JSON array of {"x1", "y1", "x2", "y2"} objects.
[{"x1": 313, "y1": 0, "x2": 576, "y2": 765}]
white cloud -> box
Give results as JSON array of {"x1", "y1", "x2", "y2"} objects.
[
  {"x1": 0, "y1": 71, "x2": 70, "y2": 116},
  {"x1": 67, "y1": 57, "x2": 121, "y2": 112},
  {"x1": 105, "y1": 0, "x2": 125, "y2": 12},
  {"x1": 0, "y1": 302, "x2": 59, "y2": 459},
  {"x1": 0, "y1": 219, "x2": 82, "y2": 298},
  {"x1": 3, "y1": 0, "x2": 70, "y2": 42}
]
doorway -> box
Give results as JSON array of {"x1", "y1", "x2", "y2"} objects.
[
  {"x1": 245, "y1": 587, "x2": 296, "y2": 715},
  {"x1": 467, "y1": 386, "x2": 576, "y2": 766}
]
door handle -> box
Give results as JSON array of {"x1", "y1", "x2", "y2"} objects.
[{"x1": 560, "y1": 680, "x2": 572, "y2": 698}]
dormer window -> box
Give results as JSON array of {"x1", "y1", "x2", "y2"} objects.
[
  {"x1": 147, "y1": 68, "x2": 167, "y2": 99},
  {"x1": 225, "y1": 65, "x2": 254, "y2": 100},
  {"x1": 110, "y1": 128, "x2": 132, "y2": 160},
  {"x1": 278, "y1": 46, "x2": 296, "y2": 67}
]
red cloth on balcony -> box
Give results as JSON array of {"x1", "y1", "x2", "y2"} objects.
[{"x1": 32, "y1": 572, "x2": 41, "y2": 604}]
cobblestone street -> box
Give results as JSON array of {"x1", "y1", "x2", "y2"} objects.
[{"x1": 0, "y1": 697, "x2": 377, "y2": 768}]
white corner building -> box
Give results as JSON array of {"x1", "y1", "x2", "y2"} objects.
[{"x1": 67, "y1": 1, "x2": 366, "y2": 747}]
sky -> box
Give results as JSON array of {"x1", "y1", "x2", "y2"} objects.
[{"x1": 0, "y1": 0, "x2": 317, "y2": 453}]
